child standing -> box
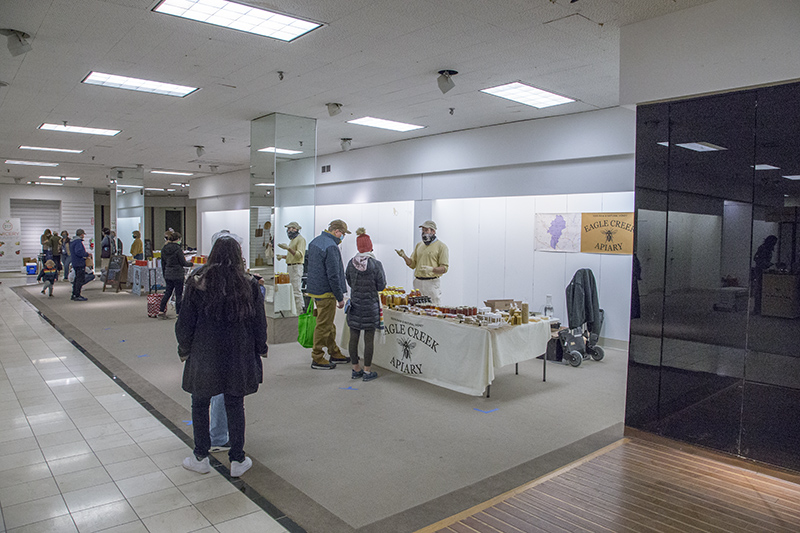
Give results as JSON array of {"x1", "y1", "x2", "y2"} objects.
[{"x1": 38, "y1": 259, "x2": 58, "y2": 297}]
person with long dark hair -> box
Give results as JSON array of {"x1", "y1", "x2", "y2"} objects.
[{"x1": 176, "y1": 237, "x2": 267, "y2": 477}]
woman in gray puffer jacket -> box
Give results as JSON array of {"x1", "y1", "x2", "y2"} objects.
[
  {"x1": 345, "y1": 228, "x2": 386, "y2": 381},
  {"x1": 159, "y1": 231, "x2": 193, "y2": 318}
]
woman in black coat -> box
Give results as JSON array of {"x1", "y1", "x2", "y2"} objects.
[
  {"x1": 176, "y1": 236, "x2": 267, "y2": 477},
  {"x1": 346, "y1": 228, "x2": 387, "y2": 381},
  {"x1": 159, "y1": 231, "x2": 193, "y2": 318}
]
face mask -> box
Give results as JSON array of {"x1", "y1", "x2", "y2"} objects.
[
  {"x1": 338, "y1": 233, "x2": 345, "y2": 244},
  {"x1": 422, "y1": 232, "x2": 434, "y2": 244},
  {"x1": 287, "y1": 230, "x2": 299, "y2": 240}
]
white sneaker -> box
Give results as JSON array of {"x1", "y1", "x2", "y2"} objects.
[
  {"x1": 230, "y1": 456, "x2": 252, "y2": 477},
  {"x1": 182, "y1": 455, "x2": 210, "y2": 474}
]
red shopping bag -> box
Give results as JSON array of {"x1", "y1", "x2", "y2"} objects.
[{"x1": 147, "y1": 293, "x2": 161, "y2": 318}]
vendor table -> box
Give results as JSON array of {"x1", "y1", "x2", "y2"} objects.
[{"x1": 346, "y1": 308, "x2": 552, "y2": 396}]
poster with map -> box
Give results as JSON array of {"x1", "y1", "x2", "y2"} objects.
[{"x1": 534, "y1": 213, "x2": 581, "y2": 252}]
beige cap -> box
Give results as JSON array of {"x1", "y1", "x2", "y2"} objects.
[
  {"x1": 285, "y1": 221, "x2": 301, "y2": 230},
  {"x1": 419, "y1": 220, "x2": 437, "y2": 231},
  {"x1": 328, "y1": 219, "x2": 351, "y2": 234}
]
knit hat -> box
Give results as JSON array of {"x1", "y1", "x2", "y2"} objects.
[{"x1": 356, "y1": 227, "x2": 373, "y2": 253}]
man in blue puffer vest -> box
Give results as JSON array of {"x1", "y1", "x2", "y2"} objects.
[{"x1": 305, "y1": 219, "x2": 351, "y2": 369}]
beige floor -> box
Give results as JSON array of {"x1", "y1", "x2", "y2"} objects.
[
  {"x1": 1, "y1": 272, "x2": 628, "y2": 533},
  {"x1": 0, "y1": 278, "x2": 287, "y2": 533}
]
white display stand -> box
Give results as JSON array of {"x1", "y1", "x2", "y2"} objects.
[
  {"x1": 273, "y1": 283, "x2": 297, "y2": 315},
  {"x1": 343, "y1": 308, "x2": 551, "y2": 396}
]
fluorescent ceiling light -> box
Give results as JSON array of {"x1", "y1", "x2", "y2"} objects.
[
  {"x1": 20, "y1": 145, "x2": 83, "y2": 154},
  {"x1": 153, "y1": 0, "x2": 321, "y2": 42},
  {"x1": 254, "y1": 183, "x2": 275, "y2": 187},
  {"x1": 258, "y1": 146, "x2": 303, "y2": 155},
  {"x1": 117, "y1": 184, "x2": 143, "y2": 188},
  {"x1": 347, "y1": 116, "x2": 425, "y2": 132},
  {"x1": 657, "y1": 142, "x2": 670, "y2": 147},
  {"x1": 166, "y1": 188, "x2": 176, "y2": 192},
  {"x1": 783, "y1": 175, "x2": 800, "y2": 180},
  {"x1": 152, "y1": 170, "x2": 194, "y2": 176},
  {"x1": 39, "y1": 123, "x2": 120, "y2": 136},
  {"x1": 480, "y1": 82, "x2": 574, "y2": 109},
  {"x1": 5, "y1": 159, "x2": 58, "y2": 166},
  {"x1": 39, "y1": 176, "x2": 80, "y2": 181},
  {"x1": 675, "y1": 142, "x2": 727, "y2": 152},
  {"x1": 82, "y1": 71, "x2": 199, "y2": 98},
  {"x1": 754, "y1": 164, "x2": 780, "y2": 170},
  {"x1": 145, "y1": 187, "x2": 166, "y2": 191},
  {"x1": 171, "y1": 182, "x2": 190, "y2": 187},
  {"x1": 30, "y1": 181, "x2": 63, "y2": 186}
]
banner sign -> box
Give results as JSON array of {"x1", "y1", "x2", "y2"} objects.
[
  {"x1": 0, "y1": 219, "x2": 23, "y2": 272},
  {"x1": 580, "y1": 212, "x2": 634, "y2": 254}
]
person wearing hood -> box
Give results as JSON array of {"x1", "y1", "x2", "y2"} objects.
[
  {"x1": 396, "y1": 220, "x2": 449, "y2": 306},
  {"x1": 346, "y1": 228, "x2": 387, "y2": 381},
  {"x1": 277, "y1": 221, "x2": 306, "y2": 314}
]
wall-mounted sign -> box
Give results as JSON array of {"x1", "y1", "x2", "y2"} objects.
[
  {"x1": 580, "y1": 212, "x2": 634, "y2": 254},
  {"x1": 0, "y1": 218, "x2": 23, "y2": 272}
]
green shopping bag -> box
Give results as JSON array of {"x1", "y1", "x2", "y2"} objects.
[{"x1": 297, "y1": 302, "x2": 316, "y2": 348}]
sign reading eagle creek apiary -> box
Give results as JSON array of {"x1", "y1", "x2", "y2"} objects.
[
  {"x1": 383, "y1": 314, "x2": 442, "y2": 375},
  {"x1": 580, "y1": 212, "x2": 634, "y2": 254}
]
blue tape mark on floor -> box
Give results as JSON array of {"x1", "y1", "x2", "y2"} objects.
[
  {"x1": 183, "y1": 420, "x2": 192, "y2": 425},
  {"x1": 137, "y1": 354, "x2": 149, "y2": 358},
  {"x1": 339, "y1": 386, "x2": 358, "y2": 390},
  {"x1": 474, "y1": 408, "x2": 498, "y2": 414},
  {"x1": 103, "y1": 327, "x2": 111, "y2": 330},
  {"x1": 120, "y1": 339, "x2": 126, "y2": 343}
]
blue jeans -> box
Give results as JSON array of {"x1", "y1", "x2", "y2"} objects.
[
  {"x1": 209, "y1": 393, "x2": 229, "y2": 446},
  {"x1": 62, "y1": 255, "x2": 71, "y2": 280},
  {"x1": 191, "y1": 393, "x2": 244, "y2": 463}
]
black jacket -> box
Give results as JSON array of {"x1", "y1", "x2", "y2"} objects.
[
  {"x1": 176, "y1": 274, "x2": 267, "y2": 397},
  {"x1": 566, "y1": 268, "x2": 601, "y2": 332},
  {"x1": 345, "y1": 254, "x2": 387, "y2": 330},
  {"x1": 161, "y1": 242, "x2": 192, "y2": 280}
]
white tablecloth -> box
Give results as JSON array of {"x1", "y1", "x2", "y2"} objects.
[
  {"x1": 273, "y1": 283, "x2": 297, "y2": 315},
  {"x1": 344, "y1": 308, "x2": 551, "y2": 396}
]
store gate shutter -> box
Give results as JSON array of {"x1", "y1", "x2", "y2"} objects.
[{"x1": 10, "y1": 199, "x2": 61, "y2": 259}]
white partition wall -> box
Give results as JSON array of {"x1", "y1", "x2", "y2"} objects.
[
  {"x1": 315, "y1": 201, "x2": 416, "y2": 294},
  {"x1": 201, "y1": 209, "x2": 250, "y2": 264},
  {"x1": 434, "y1": 192, "x2": 634, "y2": 342}
]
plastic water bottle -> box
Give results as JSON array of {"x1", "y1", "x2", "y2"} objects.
[{"x1": 544, "y1": 294, "x2": 554, "y2": 318}]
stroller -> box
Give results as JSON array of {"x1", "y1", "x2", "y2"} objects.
[{"x1": 559, "y1": 268, "x2": 605, "y2": 367}]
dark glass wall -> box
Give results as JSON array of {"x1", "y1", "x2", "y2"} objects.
[{"x1": 627, "y1": 81, "x2": 800, "y2": 471}]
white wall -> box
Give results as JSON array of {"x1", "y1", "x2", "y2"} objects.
[
  {"x1": 191, "y1": 171, "x2": 249, "y2": 255},
  {"x1": 620, "y1": 0, "x2": 800, "y2": 105}
]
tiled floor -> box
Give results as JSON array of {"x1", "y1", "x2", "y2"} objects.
[{"x1": 0, "y1": 282, "x2": 286, "y2": 533}]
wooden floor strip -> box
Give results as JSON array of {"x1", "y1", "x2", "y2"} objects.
[{"x1": 418, "y1": 437, "x2": 800, "y2": 533}]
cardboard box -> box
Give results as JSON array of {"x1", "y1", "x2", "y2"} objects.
[{"x1": 484, "y1": 299, "x2": 514, "y2": 311}]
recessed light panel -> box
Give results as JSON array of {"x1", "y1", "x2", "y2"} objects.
[
  {"x1": 347, "y1": 117, "x2": 425, "y2": 132},
  {"x1": 480, "y1": 82, "x2": 574, "y2": 109},
  {"x1": 20, "y1": 145, "x2": 83, "y2": 154},
  {"x1": 754, "y1": 164, "x2": 780, "y2": 170},
  {"x1": 5, "y1": 160, "x2": 58, "y2": 167},
  {"x1": 675, "y1": 142, "x2": 728, "y2": 152},
  {"x1": 30, "y1": 181, "x2": 63, "y2": 186},
  {"x1": 117, "y1": 184, "x2": 143, "y2": 188},
  {"x1": 783, "y1": 175, "x2": 800, "y2": 180},
  {"x1": 39, "y1": 176, "x2": 80, "y2": 181},
  {"x1": 39, "y1": 123, "x2": 120, "y2": 136},
  {"x1": 151, "y1": 170, "x2": 194, "y2": 176},
  {"x1": 254, "y1": 182, "x2": 275, "y2": 187},
  {"x1": 258, "y1": 147, "x2": 303, "y2": 155},
  {"x1": 83, "y1": 71, "x2": 199, "y2": 98},
  {"x1": 153, "y1": 0, "x2": 321, "y2": 42}
]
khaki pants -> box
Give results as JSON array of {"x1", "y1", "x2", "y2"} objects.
[
  {"x1": 288, "y1": 264, "x2": 304, "y2": 313},
  {"x1": 312, "y1": 297, "x2": 343, "y2": 363},
  {"x1": 413, "y1": 277, "x2": 442, "y2": 306}
]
